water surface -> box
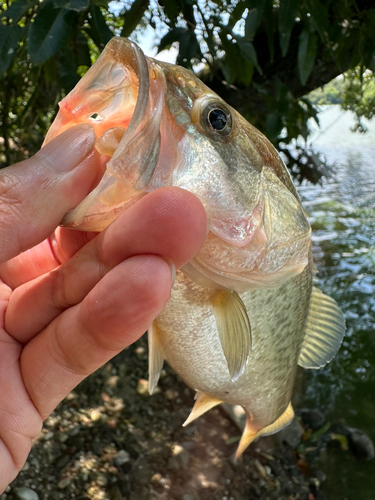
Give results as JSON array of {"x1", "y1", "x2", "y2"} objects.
[{"x1": 297, "y1": 106, "x2": 375, "y2": 500}]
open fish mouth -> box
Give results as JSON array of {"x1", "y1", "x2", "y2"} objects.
[
  {"x1": 45, "y1": 38, "x2": 149, "y2": 159},
  {"x1": 44, "y1": 38, "x2": 164, "y2": 231}
]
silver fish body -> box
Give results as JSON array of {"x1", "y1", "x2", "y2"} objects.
[
  {"x1": 44, "y1": 37, "x2": 345, "y2": 456},
  {"x1": 158, "y1": 264, "x2": 312, "y2": 411}
]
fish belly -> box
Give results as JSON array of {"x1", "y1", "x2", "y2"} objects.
[{"x1": 154, "y1": 264, "x2": 312, "y2": 428}]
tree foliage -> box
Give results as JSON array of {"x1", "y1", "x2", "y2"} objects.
[{"x1": 1, "y1": 0, "x2": 375, "y2": 182}]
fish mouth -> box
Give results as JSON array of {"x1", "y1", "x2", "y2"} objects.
[
  {"x1": 44, "y1": 38, "x2": 164, "y2": 231},
  {"x1": 45, "y1": 38, "x2": 149, "y2": 156}
]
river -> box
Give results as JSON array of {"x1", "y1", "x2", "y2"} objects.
[{"x1": 297, "y1": 105, "x2": 375, "y2": 500}]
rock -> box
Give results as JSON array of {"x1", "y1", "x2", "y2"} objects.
[
  {"x1": 106, "y1": 375, "x2": 120, "y2": 388},
  {"x1": 114, "y1": 449, "x2": 131, "y2": 467},
  {"x1": 14, "y1": 488, "x2": 40, "y2": 500},
  {"x1": 96, "y1": 473, "x2": 108, "y2": 486},
  {"x1": 221, "y1": 404, "x2": 246, "y2": 430},
  {"x1": 167, "y1": 444, "x2": 190, "y2": 470},
  {"x1": 55, "y1": 455, "x2": 70, "y2": 469},
  {"x1": 67, "y1": 423, "x2": 81, "y2": 437},
  {"x1": 58, "y1": 433, "x2": 69, "y2": 443},
  {"x1": 108, "y1": 486, "x2": 123, "y2": 500},
  {"x1": 21, "y1": 462, "x2": 30, "y2": 472},
  {"x1": 232, "y1": 490, "x2": 245, "y2": 500},
  {"x1": 44, "y1": 431, "x2": 54, "y2": 441},
  {"x1": 298, "y1": 408, "x2": 326, "y2": 430},
  {"x1": 182, "y1": 493, "x2": 200, "y2": 500},
  {"x1": 347, "y1": 427, "x2": 375, "y2": 461},
  {"x1": 254, "y1": 459, "x2": 267, "y2": 478},
  {"x1": 315, "y1": 470, "x2": 327, "y2": 483},
  {"x1": 92, "y1": 440, "x2": 104, "y2": 456},
  {"x1": 277, "y1": 418, "x2": 303, "y2": 448},
  {"x1": 136, "y1": 379, "x2": 149, "y2": 396},
  {"x1": 89, "y1": 408, "x2": 102, "y2": 421},
  {"x1": 57, "y1": 478, "x2": 71, "y2": 489},
  {"x1": 29, "y1": 457, "x2": 40, "y2": 469}
]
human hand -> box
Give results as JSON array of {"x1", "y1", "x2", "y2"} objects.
[{"x1": 0, "y1": 125, "x2": 207, "y2": 491}]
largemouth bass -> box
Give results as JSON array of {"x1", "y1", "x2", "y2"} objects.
[{"x1": 45, "y1": 37, "x2": 345, "y2": 457}]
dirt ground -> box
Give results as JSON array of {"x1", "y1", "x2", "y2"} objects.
[{"x1": 1, "y1": 336, "x2": 328, "y2": 500}]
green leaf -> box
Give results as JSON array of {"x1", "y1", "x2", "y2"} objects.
[
  {"x1": 53, "y1": 0, "x2": 90, "y2": 12},
  {"x1": 58, "y1": 31, "x2": 91, "y2": 91},
  {"x1": 219, "y1": 31, "x2": 242, "y2": 84},
  {"x1": 278, "y1": 0, "x2": 300, "y2": 57},
  {"x1": 1, "y1": 0, "x2": 38, "y2": 23},
  {"x1": 306, "y1": 0, "x2": 328, "y2": 33},
  {"x1": 238, "y1": 59, "x2": 254, "y2": 86},
  {"x1": 158, "y1": 0, "x2": 179, "y2": 25},
  {"x1": 264, "y1": 0, "x2": 275, "y2": 61},
  {"x1": 266, "y1": 111, "x2": 283, "y2": 141},
  {"x1": 86, "y1": 5, "x2": 113, "y2": 49},
  {"x1": 237, "y1": 38, "x2": 262, "y2": 74},
  {"x1": 180, "y1": 0, "x2": 195, "y2": 26},
  {"x1": 310, "y1": 421, "x2": 331, "y2": 443},
  {"x1": 298, "y1": 29, "x2": 317, "y2": 85},
  {"x1": 158, "y1": 27, "x2": 186, "y2": 53},
  {"x1": 176, "y1": 29, "x2": 201, "y2": 68},
  {"x1": 329, "y1": 433, "x2": 349, "y2": 451},
  {"x1": 120, "y1": 0, "x2": 150, "y2": 38},
  {"x1": 228, "y1": 0, "x2": 247, "y2": 28},
  {"x1": 0, "y1": 24, "x2": 25, "y2": 75},
  {"x1": 28, "y1": 0, "x2": 73, "y2": 64},
  {"x1": 245, "y1": 0, "x2": 266, "y2": 41}
]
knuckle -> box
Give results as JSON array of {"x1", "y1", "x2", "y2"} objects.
[
  {"x1": 50, "y1": 268, "x2": 72, "y2": 311},
  {"x1": 0, "y1": 172, "x2": 23, "y2": 215}
]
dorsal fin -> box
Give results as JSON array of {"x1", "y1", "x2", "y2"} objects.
[
  {"x1": 183, "y1": 392, "x2": 222, "y2": 427},
  {"x1": 298, "y1": 287, "x2": 345, "y2": 369},
  {"x1": 148, "y1": 322, "x2": 164, "y2": 394},
  {"x1": 236, "y1": 403, "x2": 294, "y2": 460},
  {"x1": 210, "y1": 290, "x2": 251, "y2": 382}
]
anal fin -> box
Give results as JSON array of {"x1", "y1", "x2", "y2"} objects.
[
  {"x1": 298, "y1": 287, "x2": 345, "y2": 369},
  {"x1": 183, "y1": 392, "x2": 223, "y2": 427},
  {"x1": 148, "y1": 322, "x2": 164, "y2": 395},
  {"x1": 236, "y1": 403, "x2": 294, "y2": 460},
  {"x1": 211, "y1": 290, "x2": 251, "y2": 382}
]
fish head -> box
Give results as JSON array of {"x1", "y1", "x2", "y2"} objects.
[
  {"x1": 158, "y1": 64, "x2": 311, "y2": 290},
  {"x1": 45, "y1": 37, "x2": 311, "y2": 291}
]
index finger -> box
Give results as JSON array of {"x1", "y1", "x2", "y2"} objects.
[{"x1": 0, "y1": 228, "x2": 98, "y2": 289}]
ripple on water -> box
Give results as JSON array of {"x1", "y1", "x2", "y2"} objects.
[{"x1": 296, "y1": 107, "x2": 375, "y2": 500}]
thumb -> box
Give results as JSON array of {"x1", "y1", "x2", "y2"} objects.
[{"x1": 0, "y1": 124, "x2": 101, "y2": 263}]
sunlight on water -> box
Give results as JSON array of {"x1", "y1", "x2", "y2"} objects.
[{"x1": 297, "y1": 106, "x2": 375, "y2": 500}]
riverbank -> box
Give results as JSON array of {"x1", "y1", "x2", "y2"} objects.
[{"x1": 2, "y1": 336, "x2": 329, "y2": 500}]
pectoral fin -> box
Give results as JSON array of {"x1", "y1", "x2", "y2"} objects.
[
  {"x1": 298, "y1": 287, "x2": 345, "y2": 369},
  {"x1": 211, "y1": 290, "x2": 251, "y2": 382},
  {"x1": 183, "y1": 392, "x2": 222, "y2": 427},
  {"x1": 236, "y1": 403, "x2": 294, "y2": 459},
  {"x1": 148, "y1": 322, "x2": 164, "y2": 395}
]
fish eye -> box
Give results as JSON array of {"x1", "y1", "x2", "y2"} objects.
[
  {"x1": 208, "y1": 109, "x2": 227, "y2": 131},
  {"x1": 201, "y1": 101, "x2": 232, "y2": 137}
]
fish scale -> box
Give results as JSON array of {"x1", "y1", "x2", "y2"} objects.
[
  {"x1": 43, "y1": 37, "x2": 346, "y2": 457},
  {"x1": 157, "y1": 263, "x2": 311, "y2": 413}
]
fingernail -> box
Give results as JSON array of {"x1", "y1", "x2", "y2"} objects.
[
  {"x1": 38, "y1": 124, "x2": 95, "y2": 173},
  {"x1": 192, "y1": 194, "x2": 212, "y2": 235},
  {"x1": 161, "y1": 257, "x2": 176, "y2": 287}
]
